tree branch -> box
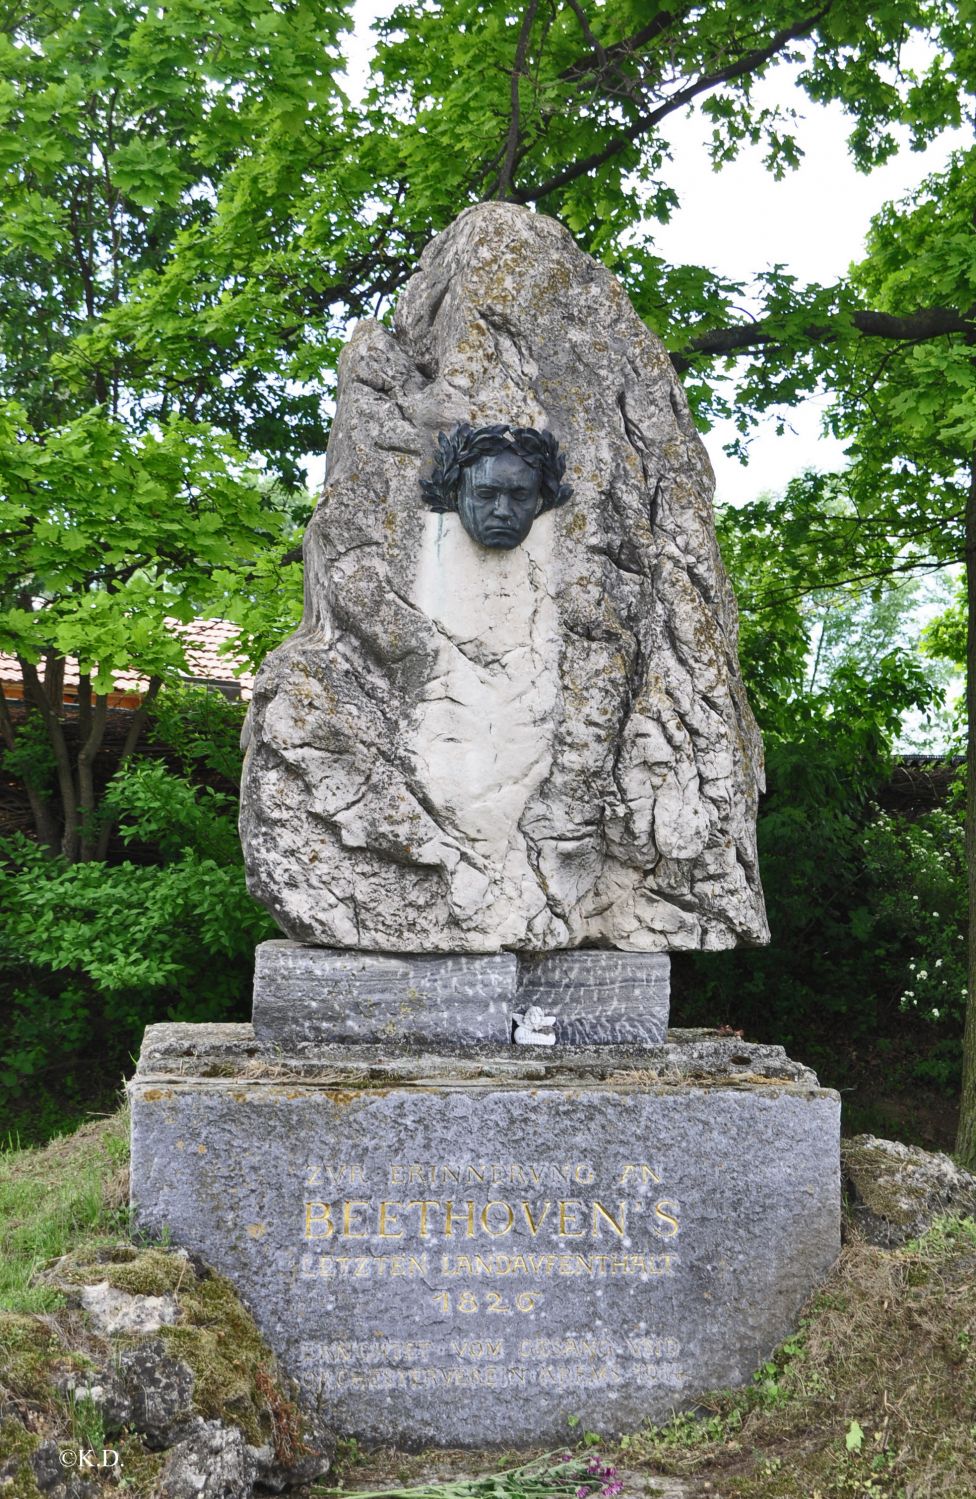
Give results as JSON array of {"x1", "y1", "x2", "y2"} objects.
[
  {"x1": 494, "y1": 0, "x2": 541, "y2": 201},
  {"x1": 669, "y1": 304, "x2": 976, "y2": 372},
  {"x1": 743, "y1": 555, "x2": 955, "y2": 612},
  {"x1": 514, "y1": 5, "x2": 831, "y2": 204},
  {"x1": 559, "y1": 0, "x2": 681, "y2": 111},
  {"x1": 559, "y1": 7, "x2": 681, "y2": 81}
]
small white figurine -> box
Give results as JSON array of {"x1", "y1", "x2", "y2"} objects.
[{"x1": 512, "y1": 1005, "x2": 557, "y2": 1046}]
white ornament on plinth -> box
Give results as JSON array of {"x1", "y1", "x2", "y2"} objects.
[{"x1": 512, "y1": 1005, "x2": 556, "y2": 1045}]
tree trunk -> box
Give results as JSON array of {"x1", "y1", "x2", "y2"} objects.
[
  {"x1": 43, "y1": 649, "x2": 65, "y2": 711},
  {"x1": 93, "y1": 675, "x2": 163, "y2": 861},
  {"x1": 19, "y1": 658, "x2": 78, "y2": 862},
  {"x1": 0, "y1": 681, "x2": 59, "y2": 850},
  {"x1": 78, "y1": 690, "x2": 108, "y2": 861},
  {"x1": 955, "y1": 446, "x2": 976, "y2": 1168}
]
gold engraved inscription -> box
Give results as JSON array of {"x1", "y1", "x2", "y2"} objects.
[
  {"x1": 305, "y1": 1163, "x2": 367, "y2": 1187},
  {"x1": 297, "y1": 1152, "x2": 684, "y2": 1378},
  {"x1": 296, "y1": 1157, "x2": 687, "y2": 1399},
  {"x1": 302, "y1": 1335, "x2": 682, "y2": 1366},
  {"x1": 439, "y1": 1251, "x2": 678, "y2": 1278},
  {"x1": 300, "y1": 1253, "x2": 429, "y2": 1279},
  {"x1": 387, "y1": 1162, "x2": 597, "y2": 1187},
  {"x1": 302, "y1": 1198, "x2": 660, "y2": 1241},
  {"x1": 432, "y1": 1290, "x2": 540, "y2": 1315}
]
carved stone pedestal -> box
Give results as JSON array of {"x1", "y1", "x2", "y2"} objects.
[{"x1": 130, "y1": 1024, "x2": 839, "y2": 1449}]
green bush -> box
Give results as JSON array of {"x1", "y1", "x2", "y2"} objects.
[
  {"x1": 0, "y1": 693, "x2": 275, "y2": 1141},
  {"x1": 674, "y1": 490, "x2": 967, "y2": 1112},
  {"x1": 674, "y1": 763, "x2": 966, "y2": 1097},
  {"x1": 868, "y1": 803, "x2": 967, "y2": 1087}
]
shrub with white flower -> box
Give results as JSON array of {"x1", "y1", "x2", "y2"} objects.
[{"x1": 860, "y1": 808, "x2": 967, "y2": 1041}]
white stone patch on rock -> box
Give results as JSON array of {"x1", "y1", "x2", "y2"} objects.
[{"x1": 80, "y1": 1281, "x2": 178, "y2": 1337}]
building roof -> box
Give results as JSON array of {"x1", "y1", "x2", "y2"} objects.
[{"x1": 0, "y1": 618, "x2": 255, "y2": 701}]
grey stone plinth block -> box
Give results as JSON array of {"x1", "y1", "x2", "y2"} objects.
[
  {"x1": 253, "y1": 941, "x2": 670, "y2": 1048},
  {"x1": 517, "y1": 951, "x2": 670, "y2": 1045},
  {"x1": 130, "y1": 1024, "x2": 840, "y2": 1449},
  {"x1": 252, "y1": 942, "x2": 516, "y2": 1046}
]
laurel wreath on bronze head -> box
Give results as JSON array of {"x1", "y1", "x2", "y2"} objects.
[{"x1": 420, "y1": 423, "x2": 573, "y2": 514}]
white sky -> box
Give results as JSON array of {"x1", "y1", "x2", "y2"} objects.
[
  {"x1": 657, "y1": 96, "x2": 968, "y2": 503},
  {"x1": 327, "y1": 3, "x2": 969, "y2": 507}
]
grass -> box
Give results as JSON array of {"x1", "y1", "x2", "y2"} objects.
[
  {"x1": 615, "y1": 1218, "x2": 976, "y2": 1497},
  {"x1": 2, "y1": 1110, "x2": 975, "y2": 1498},
  {"x1": 0, "y1": 1105, "x2": 130, "y2": 1314}
]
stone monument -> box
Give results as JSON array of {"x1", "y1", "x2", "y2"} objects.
[
  {"x1": 130, "y1": 203, "x2": 840, "y2": 1449},
  {"x1": 238, "y1": 204, "x2": 767, "y2": 961}
]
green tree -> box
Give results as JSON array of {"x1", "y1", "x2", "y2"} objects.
[
  {"x1": 677, "y1": 490, "x2": 964, "y2": 1134},
  {"x1": 821, "y1": 157, "x2": 976, "y2": 1165},
  {"x1": 0, "y1": 691, "x2": 274, "y2": 1141},
  {"x1": 6, "y1": 0, "x2": 976, "y2": 1148},
  {"x1": 109, "y1": 0, "x2": 976, "y2": 410},
  {"x1": 681, "y1": 150, "x2": 976, "y2": 1158},
  {"x1": 0, "y1": 0, "x2": 349, "y2": 859},
  {"x1": 7, "y1": 1, "x2": 973, "y2": 864}
]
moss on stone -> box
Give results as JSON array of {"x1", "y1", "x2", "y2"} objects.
[
  {"x1": 159, "y1": 1272, "x2": 280, "y2": 1446},
  {"x1": 843, "y1": 1137, "x2": 926, "y2": 1223},
  {"x1": 0, "y1": 1314, "x2": 66, "y2": 1401},
  {"x1": 110, "y1": 1435, "x2": 166, "y2": 1496},
  {"x1": 0, "y1": 1419, "x2": 41, "y2": 1499},
  {"x1": 88, "y1": 1246, "x2": 192, "y2": 1298},
  {"x1": 0, "y1": 1110, "x2": 314, "y2": 1494},
  {"x1": 45, "y1": 1240, "x2": 196, "y2": 1301}
]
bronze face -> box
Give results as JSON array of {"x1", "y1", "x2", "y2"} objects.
[{"x1": 457, "y1": 452, "x2": 542, "y2": 549}]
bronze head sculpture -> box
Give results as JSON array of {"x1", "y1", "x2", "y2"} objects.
[{"x1": 421, "y1": 423, "x2": 572, "y2": 549}]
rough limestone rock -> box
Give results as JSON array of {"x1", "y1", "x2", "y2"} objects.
[
  {"x1": 157, "y1": 1420, "x2": 255, "y2": 1499},
  {"x1": 116, "y1": 1340, "x2": 196, "y2": 1448},
  {"x1": 842, "y1": 1133, "x2": 976, "y2": 1247},
  {"x1": 240, "y1": 203, "x2": 768, "y2": 953},
  {"x1": 57, "y1": 1366, "x2": 133, "y2": 1435},
  {"x1": 29, "y1": 1443, "x2": 98, "y2": 1498}
]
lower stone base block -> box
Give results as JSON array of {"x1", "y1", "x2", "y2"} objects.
[{"x1": 129, "y1": 1026, "x2": 840, "y2": 1449}]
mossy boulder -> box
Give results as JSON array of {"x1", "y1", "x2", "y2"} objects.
[
  {"x1": 842, "y1": 1133, "x2": 976, "y2": 1246},
  {"x1": 0, "y1": 1244, "x2": 331, "y2": 1497}
]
